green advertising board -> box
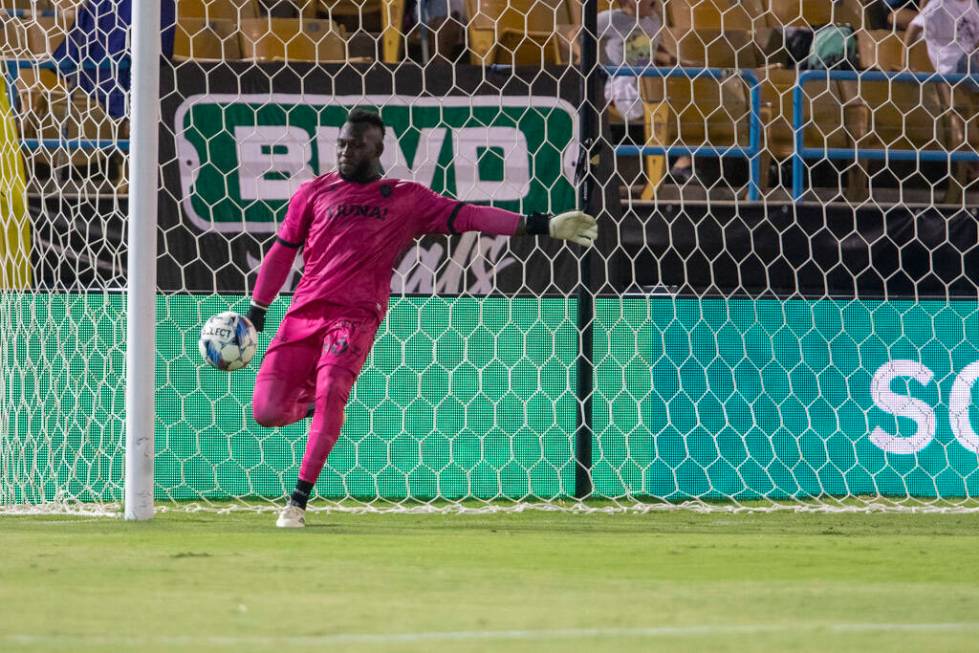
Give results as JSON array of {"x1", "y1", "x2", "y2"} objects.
[
  {"x1": 7, "y1": 294, "x2": 979, "y2": 504},
  {"x1": 595, "y1": 297, "x2": 979, "y2": 501},
  {"x1": 173, "y1": 95, "x2": 578, "y2": 233}
]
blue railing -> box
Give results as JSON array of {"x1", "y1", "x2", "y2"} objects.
[
  {"x1": 3, "y1": 58, "x2": 130, "y2": 153},
  {"x1": 792, "y1": 69, "x2": 979, "y2": 198},
  {"x1": 609, "y1": 65, "x2": 979, "y2": 200},
  {"x1": 606, "y1": 65, "x2": 763, "y2": 200}
]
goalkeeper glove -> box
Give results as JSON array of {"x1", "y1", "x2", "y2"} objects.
[
  {"x1": 246, "y1": 302, "x2": 267, "y2": 332},
  {"x1": 526, "y1": 211, "x2": 598, "y2": 246}
]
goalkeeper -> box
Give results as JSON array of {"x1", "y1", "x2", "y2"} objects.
[{"x1": 247, "y1": 108, "x2": 598, "y2": 528}]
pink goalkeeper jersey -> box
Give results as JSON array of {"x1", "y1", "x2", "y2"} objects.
[{"x1": 269, "y1": 172, "x2": 520, "y2": 321}]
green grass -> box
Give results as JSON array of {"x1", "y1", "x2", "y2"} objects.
[{"x1": 2, "y1": 510, "x2": 979, "y2": 653}]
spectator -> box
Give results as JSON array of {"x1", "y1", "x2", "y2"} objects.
[
  {"x1": 597, "y1": 0, "x2": 691, "y2": 178},
  {"x1": 597, "y1": 0, "x2": 661, "y2": 122},
  {"x1": 904, "y1": 0, "x2": 979, "y2": 74},
  {"x1": 905, "y1": 0, "x2": 979, "y2": 180}
]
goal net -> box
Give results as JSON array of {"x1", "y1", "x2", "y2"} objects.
[{"x1": 3, "y1": 0, "x2": 979, "y2": 514}]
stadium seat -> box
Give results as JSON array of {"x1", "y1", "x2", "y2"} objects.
[
  {"x1": 1, "y1": 15, "x2": 32, "y2": 58},
  {"x1": 769, "y1": 0, "x2": 829, "y2": 28},
  {"x1": 17, "y1": 80, "x2": 127, "y2": 194},
  {"x1": 0, "y1": 14, "x2": 68, "y2": 59},
  {"x1": 752, "y1": 26, "x2": 787, "y2": 66},
  {"x1": 12, "y1": 67, "x2": 65, "y2": 139},
  {"x1": 0, "y1": 0, "x2": 50, "y2": 11},
  {"x1": 5, "y1": 5, "x2": 73, "y2": 131},
  {"x1": 837, "y1": 77, "x2": 964, "y2": 201},
  {"x1": 754, "y1": 68, "x2": 861, "y2": 194},
  {"x1": 840, "y1": 79, "x2": 946, "y2": 152},
  {"x1": 238, "y1": 17, "x2": 346, "y2": 61},
  {"x1": 48, "y1": 0, "x2": 82, "y2": 15},
  {"x1": 958, "y1": 92, "x2": 979, "y2": 173},
  {"x1": 316, "y1": 0, "x2": 383, "y2": 61},
  {"x1": 172, "y1": 17, "x2": 242, "y2": 60},
  {"x1": 375, "y1": 0, "x2": 404, "y2": 63},
  {"x1": 176, "y1": 0, "x2": 259, "y2": 20},
  {"x1": 260, "y1": 0, "x2": 318, "y2": 18},
  {"x1": 57, "y1": 89, "x2": 128, "y2": 194},
  {"x1": 856, "y1": 29, "x2": 932, "y2": 73},
  {"x1": 851, "y1": 30, "x2": 976, "y2": 202},
  {"x1": 317, "y1": 0, "x2": 382, "y2": 28},
  {"x1": 768, "y1": 0, "x2": 862, "y2": 29},
  {"x1": 665, "y1": 0, "x2": 755, "y2": 32},
  {"x1": 639, "y1": 70, "x2": 753, "y2": 198},
  {"x1": 566, "y1": 0, "x2": 616, "y2": 25},
  {"x1": 638, "y1": 28, "x2": 765, "y2": 197},
  {"x1": 63, "y1": 90, "x2": 129, "y2": 148},
  {"x1": 668, "y1": 27, "x2": 764, "y2": 68},
  {"x1": 464, "y1": 0, "x2": 575, "y2": 66}
]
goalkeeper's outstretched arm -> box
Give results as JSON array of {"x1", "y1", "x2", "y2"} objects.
[{"x1": 448, "y1": 203, "x2": 599, "y2": 246}]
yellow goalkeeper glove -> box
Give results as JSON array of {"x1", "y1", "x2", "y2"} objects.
[{"x1": 549, "y1": 210, "x2": 599, "y2": 246}]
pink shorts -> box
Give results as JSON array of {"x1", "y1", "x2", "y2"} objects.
[{"x1": 256, "y1": 307, "x2": 381, "y2": 405}]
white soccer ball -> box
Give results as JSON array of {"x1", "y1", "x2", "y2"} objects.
[{"x1": 199, "y1": 311, "x2": 258, "y2": 371}]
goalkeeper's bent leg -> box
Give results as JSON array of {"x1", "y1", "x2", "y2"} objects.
[
  {"x1": 297, "y1": 364, "x2": 355, "y2": 486},
  {"x1": 253, "y1": 375, "x2": 315, "y2": 427},
  {"x1": 252, "y1": 317, "x2": 322, "y2": 428}
]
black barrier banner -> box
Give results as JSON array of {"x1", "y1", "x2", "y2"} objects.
[
  {"x1": 31, "y1": 194, "x2": 979, "y2": 300},
  {"x1": 623, "y1": 202, "x2": 979, "y2": 299},
  {"x1": 156, "y1": 62, "x2": 620, "y2": 295}
]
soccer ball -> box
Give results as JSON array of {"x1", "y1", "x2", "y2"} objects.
[{"x1": 199, "y1": 311, "x2": 258, "y2": 371}]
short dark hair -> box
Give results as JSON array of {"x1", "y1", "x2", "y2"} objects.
[{"x1": 346, "y1": 108, "x2": 385, "y2": 138}]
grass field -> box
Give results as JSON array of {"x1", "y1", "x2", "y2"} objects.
[{"x1": 2, "y1": 509, "x2": 979, "y2": 653}]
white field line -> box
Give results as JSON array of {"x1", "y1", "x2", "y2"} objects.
[
  {"x1": 4, "y1": 623, "x2": 979, "y2": 647},
  {"x1": 4, "y1": 518, "x2": 112, "y2": 525}
]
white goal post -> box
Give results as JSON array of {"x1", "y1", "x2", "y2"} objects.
[{"x1": 124, "y1": 0, "x2": 161, "y2": 521}]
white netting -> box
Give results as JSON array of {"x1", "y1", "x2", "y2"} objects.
[{"x1": 4, "y1": 0, "x2": 979, "y2": 515}]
